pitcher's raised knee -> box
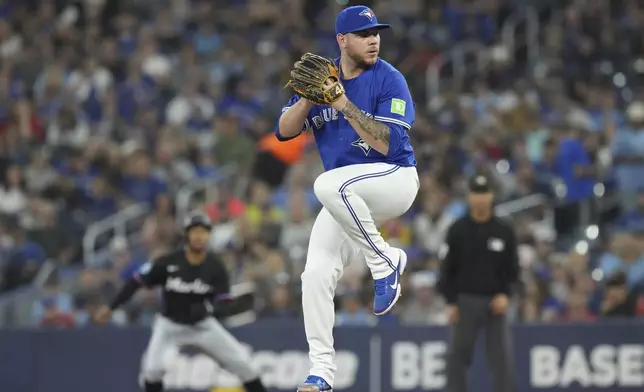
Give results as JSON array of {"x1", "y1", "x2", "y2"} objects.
[{"x1": 313, "y1": 172, "x2": 343, "y2": 206}]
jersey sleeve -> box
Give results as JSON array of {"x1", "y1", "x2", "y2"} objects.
[
  {"x1": 275, "y1": 94, "x2": 313, "y2": 141},
  {"x1": 133, "y1": 259, "x2": 167, "y2": 288},
  {"x1": 373, "y1": 71, "x2": 415, "y2": 157}
]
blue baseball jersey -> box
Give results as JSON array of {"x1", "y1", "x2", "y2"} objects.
[{"x1": 276, "y1": 58, "x2": 416, "y2": 171}]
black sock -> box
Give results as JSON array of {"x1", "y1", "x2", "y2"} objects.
[
  {"x1": 144, "y1": 381, "x2": 163, "y2": 392},
  {"x1": 244, "y1": 378, "x2": 268, "y2": 392}
]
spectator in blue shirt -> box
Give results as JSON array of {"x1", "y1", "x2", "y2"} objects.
[
  {"x1": 599, "y1": 233, "x2": 644, "y2": 289},
  {"x1": 84, "y1": 176, "x2": 117, "y2": 222},
  {"x1": 1, "y1": 223, "x2": 47, "y2": 292},
  {"x1": 108, "y1": 236, "x2": 145, "y2": 280},
  {"x1": 56, "y1": 149, "x2": 96, "y2": 199},
  {"x1": 443, "y1": 0, "x2": 496, "y2": 44},
  {"x1": 120, "y1": 151, "x2": 167, "y2": 205},
  {"x1": 216, "y1": 81, "x2": 263, "y2": 129},
  {"x1": 556, "y1": 128, "x2": 596, "y2": 203},
  {"x1": 553, "y1": 122, "x2": 597, "y2": 235},
  {"x1": 616, "y1": 190, "x2": 644, "y2": 231},
  {"x1": 611, "y1": 102, "x2": 644, "y2": 211},
  {"x1": 335, "y1": 292, "x2": 376, "y2": 327},
  {"x1": 116, "y1": 63, "x2": 157, "y2": 124}
]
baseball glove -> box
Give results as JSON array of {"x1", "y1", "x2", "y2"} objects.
[{"x1": 286, "y1": 53, "x2": 345, "y2": 105}]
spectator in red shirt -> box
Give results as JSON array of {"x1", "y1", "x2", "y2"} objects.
[
  {"x1": 0, "y1": 101, "x2": 45, "y2": 142},
  {"x1": 561, "y1": 291, "x2": 596, "y2": 323},
  {"x1": 39, "y1": 297, "x2": 76, "y2": 329}
]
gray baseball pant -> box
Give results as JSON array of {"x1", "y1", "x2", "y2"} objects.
[
  {"x1": 141, "y1": 314, "x2": 258, "y2": 383},
  {"x1": 445, "y1": 294, "x2": 517, "y2": 392}
]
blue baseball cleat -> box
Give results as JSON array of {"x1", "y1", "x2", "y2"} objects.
[
  {"x1": 373, "y1": 249, "x2": 407, "y2": 316},
  {"x1": 297, "y1": 375, "x2": 332, "y2": 392}
]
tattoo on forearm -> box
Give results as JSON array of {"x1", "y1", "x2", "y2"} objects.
[{"x1": 341, "y1": 101, "x2": 390, "y2": 145}]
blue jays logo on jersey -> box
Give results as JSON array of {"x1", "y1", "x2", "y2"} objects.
[
  {"x1": 359, "y1": 8, "x2": 375, "y2": 21},
  {"x1": 352, "y1": 138, "x2": 371, "y2": 155}
]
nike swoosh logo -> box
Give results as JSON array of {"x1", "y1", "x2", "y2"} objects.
[{"x1": 390, "y1": 273, "x2": 398, "y2": 290}]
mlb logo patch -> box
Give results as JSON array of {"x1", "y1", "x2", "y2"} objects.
[{"x1": 390, "y1": 98, "x2": 406, "y2": 116}]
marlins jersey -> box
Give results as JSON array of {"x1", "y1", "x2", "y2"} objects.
[
  {"x1": 276, "y1": 58, "x2": 416, "y2": 171},
  {"x1": 134, "y1": 249, "x2": 231, "y2": 324}
]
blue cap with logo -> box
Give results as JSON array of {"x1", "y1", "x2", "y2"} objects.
[{"x1": 335, "y1": 6, "x2": 391, "y2": 35}]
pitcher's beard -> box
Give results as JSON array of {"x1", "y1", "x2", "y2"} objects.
[{"x1": 347, "y1": 52, "x2": 375, "y2": 69}]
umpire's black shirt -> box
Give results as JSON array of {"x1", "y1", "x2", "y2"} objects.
[
  {"x1": 437, "y1": 214, "x2": 519, "y2": 304},
  {"x1": 134, "y1": 249, "x2": 231, "y2": 324}
]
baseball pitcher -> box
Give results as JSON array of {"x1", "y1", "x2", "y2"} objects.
[{"x1": 276, "y1": 6, "x2": 419, "y2": 392}]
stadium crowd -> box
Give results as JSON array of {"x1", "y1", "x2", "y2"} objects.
[{"x1": 0, "y1": 0, "x2": 643, "y2": 329}]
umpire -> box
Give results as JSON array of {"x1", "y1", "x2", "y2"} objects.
[{"x1": 438, "y1": 174, "x2": 519, "y2": 392}]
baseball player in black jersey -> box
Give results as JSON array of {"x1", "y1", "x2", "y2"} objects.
[{"x1": 95, "y1": 212, "x2": 267, "y2": 392}]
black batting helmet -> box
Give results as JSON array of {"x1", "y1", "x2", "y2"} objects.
[{"x1": 183, "y1": 211, "x2": 213, "y2": 233}]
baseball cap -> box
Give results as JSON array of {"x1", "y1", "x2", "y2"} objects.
[
  {"x1": 468, "y1": 174, "x2": 492, "y2": 194},
  {"x1": 335, "y1": 6, "x2": 391, "y2": 35}
]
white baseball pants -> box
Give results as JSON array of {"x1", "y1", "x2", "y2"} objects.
[{"x1": 302, "y1": 162, "x2": 419, "y2": 386}]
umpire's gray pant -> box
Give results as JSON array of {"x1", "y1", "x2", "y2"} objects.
[
  {"x1": 141, "y1": 314, "x2": 258, "y2": 383},
  {"x1": 445, "y1": 295, "x2": 517, "y2": 392}
]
